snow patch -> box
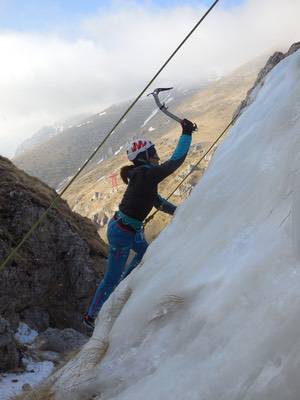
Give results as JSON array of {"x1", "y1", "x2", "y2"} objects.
[
  {"x1": 56, "y1": 176, "x2": 72, "y2": 192},
  {"x1": 76, "y1": 121, "x2": 92, "y2": 128},
  {"x1": 14, "y1": 323, "x2": 38, "y2": 345},
  {"x1": 141, "y1": 109, "x2": 159, "y2": 128},
  {"x1": 165, "y1": 96, "x2": 174, "y2": 104},
  {"x1": 0, "y1": 359, "x2": 54, "y2": 400}
]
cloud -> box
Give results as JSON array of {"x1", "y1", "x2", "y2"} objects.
[{"x1": 0, "y1": 0, "x2": 299, "y2": 157}]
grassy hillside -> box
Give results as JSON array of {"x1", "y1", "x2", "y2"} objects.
[
  {"x1": 13, "y1": 91, "x2": 197, "y2": 189},
  {"x1": 13, "y1": 56, "x2": 266, "y2": 191},
  {"x1": 62, "y1": 56, "x2": 267, "y2": 242}
]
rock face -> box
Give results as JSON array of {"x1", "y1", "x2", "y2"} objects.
[
  {"x1": 234, "y1": 42, "x2": 300, "y2": 119},
  {"x1": 0, "y1": 156, "x2": 107, "y2": 333},
  {"x1": 0, "y1": 317, "x2": 20, "y2": 371},
  {"x1": 34, "y1": 327, "x2": 89, "y2": 354}
]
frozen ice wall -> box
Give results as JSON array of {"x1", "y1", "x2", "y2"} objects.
[{"x1": 53, "y1": 49, "x2": 300, "y2": 400}]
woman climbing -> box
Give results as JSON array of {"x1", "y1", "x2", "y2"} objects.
[{"x1": 83, "y1": 118, "x2": 196, "y2": 329}]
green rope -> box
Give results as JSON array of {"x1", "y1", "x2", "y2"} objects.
[
  {"x1": 0, "y1": 0, "x2": 221, "y2": 272},
  {"x1": 144, "y1": 112, "x2": 239, "y2": 227}
]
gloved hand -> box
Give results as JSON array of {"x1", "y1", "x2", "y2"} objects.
[{"x1": 181, "y1": 118, "x2": 196, "y2": 135}]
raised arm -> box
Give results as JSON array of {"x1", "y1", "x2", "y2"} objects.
[{"x1": 146, "y1": 119, "x2": 194, "y2": 183}]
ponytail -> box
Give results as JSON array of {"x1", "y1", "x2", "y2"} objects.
[{"x1": 120, "y1": 165, "x2": 135, "y2": 184}]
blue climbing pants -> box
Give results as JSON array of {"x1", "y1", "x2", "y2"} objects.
[{"x1": 87, "y1": 217, "x2": 148, "y2": 319}]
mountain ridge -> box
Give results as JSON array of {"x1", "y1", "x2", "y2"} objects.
[
  {"x1": 13, "y1": 56, "x2": 266, "y2": 190},
  {"x1": 61, "y1": 55, "x2": 267, "y2": 242}
]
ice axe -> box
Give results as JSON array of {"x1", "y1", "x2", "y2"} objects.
[{"x1": 147, "y1": 87, "x2": 197, "y2": 131}]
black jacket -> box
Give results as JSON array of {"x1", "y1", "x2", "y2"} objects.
[{"x1": 119, "y1": 130, "x2": 192, "y2": 223}]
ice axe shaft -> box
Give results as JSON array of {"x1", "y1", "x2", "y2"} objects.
[
  {"x1": 147, "y1": 87, "x2": 183, "y2": 124},
  {"x1": 147, "y1": 88, "x2": 197, "y2": 131}
]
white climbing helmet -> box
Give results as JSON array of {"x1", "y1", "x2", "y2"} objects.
[{"x1": 127, "y1": 139, "x2": 154, "y2": 161}]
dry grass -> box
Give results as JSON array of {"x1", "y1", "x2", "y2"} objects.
[
  {"x1": 61, "y1": 61, "x2": 262, "y2": 245},
  {"x1": 12, "y1": 348, "x2": 81, "y2": 400},
  {"x1": 13, "y1": 382, "x2": 54, "y2": 400}
]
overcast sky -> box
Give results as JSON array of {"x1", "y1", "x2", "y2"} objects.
[{"x1": 0, "y1": 0, "x2": 299, "y2": 157}]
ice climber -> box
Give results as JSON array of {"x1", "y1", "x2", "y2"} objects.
[{"x1": 83, "y1": 118, "x2": 195, "y2": 329}]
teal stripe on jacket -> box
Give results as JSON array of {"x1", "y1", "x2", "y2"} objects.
[{"x1": 170, "y1": 134, "x2": 192, "y2": 161}]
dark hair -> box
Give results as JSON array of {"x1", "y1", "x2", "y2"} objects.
[
  {"x1": 147, "y1": 145, "x2": 157, "y2": 158},
  {"x1": 120, "y1": 165, "x2": 135, "y2": 184}
]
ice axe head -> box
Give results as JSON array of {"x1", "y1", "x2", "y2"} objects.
[
  {"x1": 154, "y1": 87, "x2": 173, "y2": 94},
  {"x1": 147, "y1": 87, "x2": 173, "y2": 97},
  {"x1": 147, "y1": 87, "x2": 197, "y2": 129}
]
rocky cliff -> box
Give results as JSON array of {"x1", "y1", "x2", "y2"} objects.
[
  {"x1": 234, "y1": 42, "x2": 300, "y2": 119},
  {"x1": 0, "y1": 156, "x2": 107, "y2": 338}
]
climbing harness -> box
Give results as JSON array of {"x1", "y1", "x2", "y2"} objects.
[
  {"x1": 0, "y1": 0, "x2": 220, "y2": 272},
  {"x1": 147, "y1": 87, "x2": 198, "y2": 131}
]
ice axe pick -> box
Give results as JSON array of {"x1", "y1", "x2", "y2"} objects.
[{"x1": 147, "y1": 87, "x2": 197, "y2": 131}]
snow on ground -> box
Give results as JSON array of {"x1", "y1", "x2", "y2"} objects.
[
  {"x1": 165, "y1": 95, "x2": 174, "y2": 104},
  {"x1": 142, "y1": 94, "x2": 174, "y2": 129},
  {"x1": 56, "y1": 176, "x2": 72, "y2": 192},
  {"x1": 0, "y1": 360, "x2": 54, "y2": 400},
  {"x1": 0, "y1": 323, "x2": 54, "y2": 399},
  {"x1": 141, "y1": 108, "x2": 159, "y2": 128},
  {"x1": 14, "y1": 322, "x2": 38, "y2": 345},
  {"x1": 52, "y1": 50, "x2": 300, "y2": 400},
  {"x1": 76, "y1": 121, "x2": 92, "y2": 128},
  {"x1": 115, "y1": 145, "x2": 125, "y2": 154}
]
